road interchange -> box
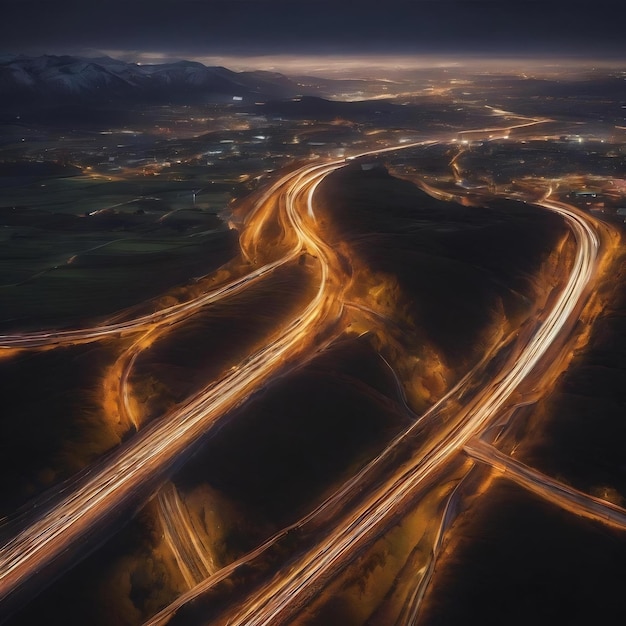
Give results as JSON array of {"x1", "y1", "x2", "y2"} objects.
[
  {"x1": 0, "y1": 131, "x2": 618, "y2": 624},
  {"x1": 201, "y1": 179, "x2": 607, "y2": 626}
]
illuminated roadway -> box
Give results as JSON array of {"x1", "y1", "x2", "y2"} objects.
[
  {"x1": 0, "y1": 130, "x2": 609, "y2": 623},
  {"x1": 0, "y1": 142, "x2": 437, "y2": 610},
  {"x1": 156, "y1": 483, "x2": 217, "y2": 589},
  {"x1": 182, "y1": 174, "x2": 605, "y2": 626},
  {"x1": 145, "y1": 307, "x2": 505, "y2": 625},
  {"x1": 465, "y1": 438, "x2": 626, "y2": 531},
  {"x1": 0, "y1": 158, "x2": 344, "y2": 607},
  {"x1": 144, "y1": 165, "x2": 609, "y2": 626},
  {"x1": 0, "y1": 257, "x2": 290, "y2": 350},
  {"x1": 0, "y1": 165, "x2": 314, "y2": 352}
]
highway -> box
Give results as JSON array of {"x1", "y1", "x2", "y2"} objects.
[
  {"x1": 156, "y1": 483, "x2": 217, "y2": 589},
  {"x1": 144, "y1": 165, "x2": 609, "y2": 626},
  {"x1": 0, "y1": 168, "x2": 309, "y2": 352},
  {"x1": 0, "y1": 125, "x2": 613, "y2": 624},
  {"x1": 0, "y1": 158, "x2": 348, "y2": 609},
  {"x1": 145, "y1": 326, "x2": 505, "y2": 625},
  {"x1": 0, "y1": 256, "x2": 290, "y2": 350},
  {"x1": 181, "y1": 173, "x2": 606, "y2": 626},
  {"x1": 465, "y1": 438, "x2": 626, "y2": 531},
  {"x1": 0, "y1": 138, "x2": 462, "y2": 614}
]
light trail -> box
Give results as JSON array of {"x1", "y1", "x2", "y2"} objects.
[
  {"x1": 457, "y1": 117, "x2": 552, "y2": 140},
  {"x1": 144, "y1": 333, "x2": 500, "y2": 625},
  {"x1": 117, "y1": 329, "x2": 219, "y2": 583},
  {"x1": 0, "y1": 139, "x2": 438, "y2": 615},
  {"x1": 0, "y1": 167, "x2": 321, "y2": 350},
  {"x1": 465, "y1": 438, "x2": 626, "y2": 531},
  {"x1": 395, "y1": 467, "x2": 479, "y2": 626},
  {"x1": 207, "y1": 178, "x2": 605, "y2": 626},
  {"x1": 5, "y1": 135, "x2": 446, "y2": 610},
  {"x1": 143, "y1": 123, "x2": 591, "y2": 625},
  {"x1": 0, "y1": 257, "x2": 290, "y2": 350},
  {"x1": 0, "y1": 158, "x2": 348, "y2": 610},
  {"x1": 0, "y1": 118, "x2": 604, "y2": 622},
  {"x1": 156, "y1": 483, "x2": 217, "y2": 589}
]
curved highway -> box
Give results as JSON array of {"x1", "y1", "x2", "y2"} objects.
[
  {"x1": 0, "y1": 129, "x2": 610, "y2": 625},
  {"x1": 0, "y1": 139, "x2": 442, "y2": 612},
  {"x1": 0, "y1": 159, "x2": 347, "y2": 609},
  {"x1": 193, "y1": 173, "x2": 606, "y2": 626},
  {"x1": 0, "y1": 257, "x2": 290, "y2": 350}
]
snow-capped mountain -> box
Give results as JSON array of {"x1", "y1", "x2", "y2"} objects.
[{"x1": 0, "y1": 54, "x2": 308, "y2": 106}]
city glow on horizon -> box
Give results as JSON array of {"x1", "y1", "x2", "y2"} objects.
[{"x1": 98, "y1": 49, "x2": 626, "y2": 78}]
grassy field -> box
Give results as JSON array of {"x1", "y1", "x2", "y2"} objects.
[{"x1": 0, "y1": 169, "x2": 238, "y2": 331}]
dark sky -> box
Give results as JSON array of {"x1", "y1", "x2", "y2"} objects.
[{"x1": 1, "y1": 0, "x2": 625, "y2": 62}]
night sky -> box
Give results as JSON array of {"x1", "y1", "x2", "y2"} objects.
[{"x1": 1, "y1": 1, "x2": 625, "y2": 65}]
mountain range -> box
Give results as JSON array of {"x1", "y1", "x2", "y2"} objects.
[{"x1": 0, "y1": 54, "x2": 312, "y2": 107}]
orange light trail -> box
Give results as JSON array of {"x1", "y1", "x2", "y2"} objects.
[
  {"x1": 187, "y1": 173, "x2": 609, "y2": 626},
  {"x1": 0, "y1": 121, "x2": 614, "y2": 625},
  {"x1": 465, "y1": 438, "x2": 626, "y2": 531}
]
